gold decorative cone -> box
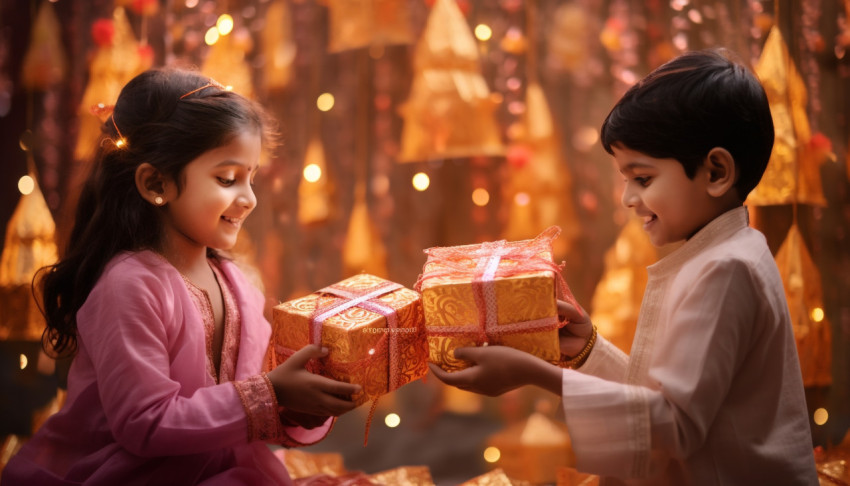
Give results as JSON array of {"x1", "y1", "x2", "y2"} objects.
[
  {"x1": 261, "y1": 0, "x2": 296, "y2": 91},
  {"x1": 297, "y1": 137, "x2": 332, "y2": 225},
  {"x1": 320, "y1": 0, "x2": 414, "y2": 53},
  {"x1": 775, "y1": 224, "x2": 832, "y2": 387},
  {"x1": 588, "y1": 218, "x2": 658, "y2": 354},
  {"x1": 545, "y1": 4, "x2": 590, "y2": 73},
  {"x1": 369, "y1": 466, "x2": 435, "y2": 485},
  {"x1": 460, "y1": 468, "x2": 525, "y2": 485},
  {"x1": 0, "y1": 179, "x2": 57, "y2": 340},
  {"x1": 397, "y1": 0, "x2": 504, "y2": 162},
  {"x1": 502, "y1": 83, "x2": 579, "y2": 257},
  {"x1": 21, "y1": 1, "x2": 67, "y2": 90},
  {"x1": 486, "y1": 412, "x2": 574, "y2": 484},
  {"x1": 202, "y1": 32, "x2": 255, "y2": 99},
  {"x1": 749, "y1": 26, "x2": 826, "y2": 207},
  {"x1": 75, "y1": 7, "x2": 150, "y2": 161},
  {"x1": 342, "y1": 187, "x2": 388, "y2": 278}
]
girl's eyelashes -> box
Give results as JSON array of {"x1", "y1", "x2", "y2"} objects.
[{"x1": 217, "y1": 177, "x2": 236, "y2": 186}]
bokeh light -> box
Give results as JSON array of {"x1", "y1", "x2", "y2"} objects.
[
  {"x1": 384, "y1": 413, "x2": 401, "y2": 428},
  {"x1": 412, "y1": 172, "x2": 430, "y2": 191},
  {"x1": 216, "y1": 14, "x2": 234, "y2": 35},
  {"x1": 474, "y1": 24, "x2": 492, "y2": 41},
  {"x1": 317, "y1": 93, "x2": 335, "y2": 112},
  {"x1": 303, "y1": 164, "x2": 322, "y2": 183},
  {"x1": 514, "y1": 192, "x2": 530, "y2": 206},
  {"x1": 472, "y1": 188, "x2": 490, "y2": 206},
  {"x1": 205, "y1": 26, "x2": 220, "y2": 45},
  {"x1": 18, "y1": 175, "x2": 35, "y2": 195},
  {"x1": 813, "y1": 408, "x2": 828, "y2": 426}
]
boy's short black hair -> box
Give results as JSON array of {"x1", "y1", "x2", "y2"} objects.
[{"x1": 600, "y1": 48, "x2": 774, "y2": 200}]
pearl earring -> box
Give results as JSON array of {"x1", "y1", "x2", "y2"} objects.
[{"x1": 154, "y1": 196, "x2": 164, "y2": 206}]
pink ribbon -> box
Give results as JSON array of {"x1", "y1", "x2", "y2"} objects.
[{"x1": 310, "y1": 281, "x2": 404, "y2": 391}]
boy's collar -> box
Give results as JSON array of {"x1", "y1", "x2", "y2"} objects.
[{"x1": 648, "y1": 206, "x2": 749, "y2": 275}]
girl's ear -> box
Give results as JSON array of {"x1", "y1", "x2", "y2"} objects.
[
  {"x1": 704, "y1": 147, "x2": 737, "y2": 199},
  {"x1": 135, "y1": 163, "x2": 167, "y2": 206}
]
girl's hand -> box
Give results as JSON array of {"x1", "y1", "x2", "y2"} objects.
[
  {"x1": 280, "y1": 410, "x2": 331, "y2": 430},
  {"x1": 557, "y1": 299, "x2": 594, "y2": 357},
  {"x1": 427, "y1": 345, "x2": 562, "y2": 396},
  {"x1": 266, "y1": 345, "x2": 361, "y2": 417}
]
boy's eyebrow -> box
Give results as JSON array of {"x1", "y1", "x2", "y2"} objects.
[{"x1": 619, "y1": 161, "x2": 655, "y2": 173}]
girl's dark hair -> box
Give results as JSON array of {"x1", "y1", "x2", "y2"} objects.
[
  {"x1": 40, "y1": 68, "x2": 278, "y2": 358},
  {"x1": 600, "y1": 48, "x2": 774, "y2": 200}
]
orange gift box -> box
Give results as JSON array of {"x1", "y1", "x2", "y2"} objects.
[
  {"x1": 268, "y1": 274, "x2": 428, "y2": 406},
  {"x1": 415, "y1": 227, "x2": 575, "y2": 371}
]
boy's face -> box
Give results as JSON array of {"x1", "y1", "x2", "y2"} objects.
[{"x1": 613, "y1": 145, "x2": 720, "y2": 247}]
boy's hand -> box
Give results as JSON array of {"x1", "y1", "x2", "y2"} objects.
[
  {"x1": 266, "y1": 345, "x2": 361, "y2": 417},
  {"x1": 557, "y1": 299, "x2": 594, "y2": 357},
  {"x1": 428, "y1": 345, "x2": 562, "y2": 396}
]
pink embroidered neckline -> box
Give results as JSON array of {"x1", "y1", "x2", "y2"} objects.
[{"x1": 182, "y1": 260, "x2": 242, "y2": 383}]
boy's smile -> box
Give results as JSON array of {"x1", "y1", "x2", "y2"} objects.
[{"x1": 613, "y1": 145, "x2": 723, "y2": 247}]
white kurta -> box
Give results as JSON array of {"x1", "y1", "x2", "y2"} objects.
[{"x1": 561, "y1": 207, "x2": 818, "y2": 485}]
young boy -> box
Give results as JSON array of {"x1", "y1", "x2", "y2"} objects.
[{"x1": 429, "y1": 49, "x2": 818, "y2": 484}]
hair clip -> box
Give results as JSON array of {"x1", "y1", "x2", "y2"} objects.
[
  {"x1": 110, "y1": 115, "x2": 127, "y2": 148},
  {"x1": 179, "y1": 78, "x2": 232, "y2": 100},
  {"x1": 90, "y1": 103, "x2": 115, "y2": 119},
  {"x1": 90, "y1": 103, "x2": 127, "y2": 148}
]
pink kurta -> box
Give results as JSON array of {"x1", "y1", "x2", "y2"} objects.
[
  {"x1": 561, "y1": 207, "x2": 818, "y2": 485},
  {"x1": 2, "y1": 251, "x2": 329, "y2": 486}
]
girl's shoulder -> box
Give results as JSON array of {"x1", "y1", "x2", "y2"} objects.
[
  {"x1": 211, "y1": 256, "x2": 265, "y2": 304},
  {"x1": 98, "y1": 250, "x2": 182, "y2": 290}
]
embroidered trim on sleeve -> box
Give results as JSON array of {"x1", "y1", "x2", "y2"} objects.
[{"x1": 233, "y1": 374, "x2": 283, "y2": 442}]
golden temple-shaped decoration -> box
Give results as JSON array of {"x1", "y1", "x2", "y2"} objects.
[
  {"x1": 749, "y1": 26, "x2": 826, "y2": 207},
  {"x1": 397, "y1": 0, "x2": 504, "y2": 162}
]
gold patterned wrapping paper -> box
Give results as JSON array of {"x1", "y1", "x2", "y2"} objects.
[
  {"x1": 269, "y1": 274, "x2": 427, "y2": 406},
  {"x1": 555, "y1": 467, "x2": 599, "y2": 486},
  {"x1": 460, "y1": 468, "x2": 531, "y2": 485},
  {"x1": 415, "y1": 227, "x2": 574, "y2": 372},
  {"x1": 281, "y1": 449, "x2": 347, "y2": 479},
  {"x1": 369, "y1": 465, "x2": 435, "y2": 485}
]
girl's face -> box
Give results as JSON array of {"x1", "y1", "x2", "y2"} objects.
[
  {"x1": 613, "y1": 145, "x2": 718, "y2": 247},
  {"x1": 161, "y1": 128, "x2": 261, "y2": 255}
]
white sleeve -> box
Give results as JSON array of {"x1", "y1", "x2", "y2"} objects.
[
  {"x1": 577, "y1": 334, "x2": 629, "y2": 382},
  {"x1": 560, "y1": 259, "x2": 756, "y2": 479}
]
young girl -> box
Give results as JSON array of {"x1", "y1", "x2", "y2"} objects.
[
  {"x1": 430, "y1": 49, "x2": 818, "y2": 484},
  {"x1": 1, "y1": 69, "x2": 360, "y2": 486}
]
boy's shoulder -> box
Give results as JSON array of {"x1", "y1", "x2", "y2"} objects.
[{"x1": 678, "y1": 224, "x2": 776, "y2": 286}]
